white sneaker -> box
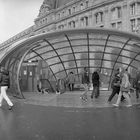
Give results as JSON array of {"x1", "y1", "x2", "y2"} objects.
[
  {"x1": 126, "y1": 104, "x2": 132, "y2": 107},
  {"x1": 113, "y1": 104, "x2": 119, "y2": 107}
]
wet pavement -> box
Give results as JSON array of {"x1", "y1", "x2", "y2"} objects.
[{"x1": 0, "y1": 91, "x2": 140, "y2": 140}]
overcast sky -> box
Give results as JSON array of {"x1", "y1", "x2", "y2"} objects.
[{"x1": 0, "y1": 0, "x2": 44, "y2": 44}]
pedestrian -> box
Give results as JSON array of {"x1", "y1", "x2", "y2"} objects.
[
  {"x1": 91, "y1": 70, "x2": 100, "y2": 99},
  {"x1": 80, "y1": 67, "x2": 90, "y2": 101},
  {"x1": 108, "y1": 68, "x2": 125, "y2": 102},
  {"x1": 67, "y1": 72, "x2": 75, "y2": 91},
  {"x1": 113, "y1": 67, "x2": 132, "y2": 107},
  {"x1": 56, "y1": 79, "x2": 61, "y2": 94},
  {"x1": 135, "y1": 68, "x2": 140, "y2": 99},
  {"x1": 0, "y1": 66, "x2": 14, "y2": 110}
]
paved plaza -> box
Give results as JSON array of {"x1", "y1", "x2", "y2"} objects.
[{"x1": 0, "y1": 91, "x2": 140, "y2": 140}]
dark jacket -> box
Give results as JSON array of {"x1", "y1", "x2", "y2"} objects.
[
  {"x1": 111, "y1": 74, "x2": 121, "y2": 89},
  {"x1": 0, "y1": 69, "x2": 10, "y2": 87},
  {"x1": 92, "y1": 72, "x2": 100, "y2": 86}
]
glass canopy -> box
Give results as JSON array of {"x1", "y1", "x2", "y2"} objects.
[{"x1": 1, "y1": 28, "x2": 140, "y2": 98}]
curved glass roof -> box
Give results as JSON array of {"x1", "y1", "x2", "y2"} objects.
[{"x1": 1, "y1": 28, "x2": 140, "y2": 97}]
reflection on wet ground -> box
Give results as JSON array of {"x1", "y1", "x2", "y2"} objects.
[
  {"x1": 23, "y1": 91, "x2": 140, "y2": 108},
  {"x1": 0, "y1": 91, "x2": 140, "y2": 140}
]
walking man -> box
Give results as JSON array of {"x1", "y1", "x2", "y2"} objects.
[
  {"x1": 91, "y1": 70, "x2": 100, "y2": 99},
  {"x1": 0, "y1": 66, "x2": 13, "y2": 110}
]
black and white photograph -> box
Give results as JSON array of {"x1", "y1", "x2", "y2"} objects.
[{"x1": 0, "y1": 0, "x2": 140, "y2": 140}]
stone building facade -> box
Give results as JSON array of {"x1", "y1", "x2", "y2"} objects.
[{"x1": 0, "y1": 0, "x2": 140, "y2": 51}]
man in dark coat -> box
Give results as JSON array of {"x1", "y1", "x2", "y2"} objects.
[{"x1": 91, "y1": 70, "x2": 100, "y2": 98}]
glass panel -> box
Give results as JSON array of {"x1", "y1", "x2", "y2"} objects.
[
  {"x1": 48, "y1": 57, "x2": 61, "y2": 65},
  {"x1": 125, "y1": 40, "x2": 140, "y2": 53},
  {"x1": 56, "y1": 47, "x2": 72, "y2": 55},
  {"x1": 68, "y1": 33, "x2": 86, "y2": 40},
  {"x1": 109, "y1": 35, "x2": 128, "y2": 44},
  {"x1": 107, "y1": 40, "x2": 124, "y2": 49},
  {"x1": 102, "y1": 60, "x2": 113, "y2": 69},
  {"x1": 55, "y1": 70, "x2": 67, "y2": 79},
  {"x1": 52, "y1": 41, "x2": 69, "y2": 49},
  {"x1": 100, "y1": 68, "x2": 110, "y2": 86},
  {"x1": 64, "y1": 61, "x2": 76, "y2": 69},
  {"x1": 76, "y1": 60, "x2": 88, "y2": 67},
  {"x1": 89, "y1": 39, "x2": 106, "y2": 46},
  {"x1": 135, "y1": 55, "x2": 140, "y2": 61},
  {"x1": 114, "y1": 62, "x2": 127, "y2": 69},
  {"x1": 71, "y1": 39, "x2": 87, "y2": 46},
  {"x1": 89, "y1": 33, "x2": 108, "y2": 40},
  {"x1": 131, "y1": 61, "x2": 139, "y2": 68},
  {"x1": 43, "y1": 51, "x2": 57, "y2": 60},
  {"x1": 47, "y1": 35, "x2": 67, "y2": 44},
  {"x1": 89, "y1": 38, "x2": 106, "y2": 46},
  {"x1": 90, "y1": 59, "x2": 97, "y2": 67},
  {"x1": 60, "y1": 54, "x2": 75, "y2": 62},
  {"x1": 73, "y1": 46, "x2": 88, "y2": 52},
  {"x1": 90, "y1": 45, "x2": 104, "y2": 51},
  {"x1": 51, "y1": 63, "x2": 65, "y2": 74},
  {"x1": 75, "y1": 53, "x2": 81, "y2": 60},
  {"x1": 105, "y1": 47, "x2": 121, "y2": 54},
  {"x1": 103, "y1": 54, "x2": 112, "y2": 61}
]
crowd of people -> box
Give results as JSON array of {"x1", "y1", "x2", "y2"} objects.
[
  {"x1": 65, "y1": 66, "x2": 140, "y2": 107},
  {"x1": 1, "y1": 64, "x2": 140, "y2": 110}
]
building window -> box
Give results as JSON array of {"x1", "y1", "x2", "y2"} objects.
[
  {"x1": 86, "y1": 1, "x2": 89, "y2": 8},
  {"x1": 80, "y1": 17, "x2": 88, "y2": 27},
  {"x1": 68, "y1": 9, "x2": 71, "y2": 15},
  {"x1": 68, "y1": 21, "x2": 76, "y2": 28},
  {"x1": 117, "y1": 22, "x2": 122, "y2": 30},
  {"x1": 80, "y1": 18, "x2": 84, "y2": 27},
  {"x1": 111, "y1": 22, "x2": 122, "y2": 30},
  {"x1": 117, "y1": 7, "x2": 121, "y2": 18},
  {"x1": 85, "y1": 17, "x2": 88, "y2": 26},
  {"x1": 58, "y1": 25, "x2": 64, "y2": 30},
  {"x1": 130, "y1": 3, "x2": 136, "y2": 15},
  {"x1": 112, "y1": 23, "x2": 116, "y2": 28},
  {"x1": 111, "y1": 7, "x2": 122, "y2": 20},
  {"x1": 130, "y1": 18, "x2": 140, "y2": 33},
  {"x1": 58, "y1": 13, "x2": 61, "y2": 19},
  {"x1": 62, "y1": 11, "x2": 65, "y2": 17},
  {"x1": 95, "y1": 12, "x2": 104, "y2": 24},
  {"x1": 131, "y1": 19, "x2": 136, "y2": 32},
  {"x1": 73, "y1": 6, "x2": 76, "y2": 13},
  {"x1": 80, "y1": 3, "x2": 84, "y2": 10}
]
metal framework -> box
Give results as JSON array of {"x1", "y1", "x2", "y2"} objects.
[{"x1": 0, "y1": 28, "x2": 140, "y2": 98}]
